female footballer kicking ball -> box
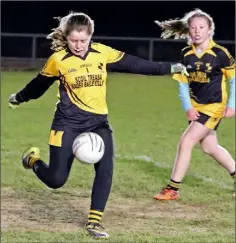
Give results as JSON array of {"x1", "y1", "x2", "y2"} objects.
[{"x1": 8, "y1": 11, "x2": 189, "y2": 238}]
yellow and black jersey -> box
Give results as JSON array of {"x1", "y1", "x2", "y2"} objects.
[
  {"x1": 40, "y1": 42, "x2": 124, "y2": 115},
  {"x1": 173, "y1": 40, "x2": 235, "y2": 118},
  {"x1": 16, "y1": 42, "x2": 172, "y2": 131}
]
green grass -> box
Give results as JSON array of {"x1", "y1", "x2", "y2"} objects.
[{"x1": 1, "y1": 71, "x2": 235, "y2": 242}]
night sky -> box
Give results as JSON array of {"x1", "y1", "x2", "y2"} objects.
[{"x1": 2, "y1": 1, "x2": 235, "y2": 40}]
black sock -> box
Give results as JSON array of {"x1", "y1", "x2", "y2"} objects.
[{"x1": 230, "y1": 171, "x2": 235, "y2": 180}]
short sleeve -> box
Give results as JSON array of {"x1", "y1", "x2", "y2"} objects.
[
  {"x1": 40, "y1": 54, "x2": 60, "y2": 77},
  {"x1": 172, "y1": 51, "x2": 188, "y2": 83},
  {"x1": 219, "y1": 48, "x2": 235, "y2": 79},
  {"x1": 102, "y1": 45, "x2": 125, "y2": 64}
]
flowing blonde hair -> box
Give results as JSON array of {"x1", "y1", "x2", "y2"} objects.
[
  {"x1": 155, "y1": 8, "x2": 215, "y2": 45},
  {"x1": 47, "y1": 11, "x2": 94, "y2": 51}
]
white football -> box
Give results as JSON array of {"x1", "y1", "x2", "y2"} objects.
[{"x1": 72, "y1": 132, "x2": 105, "y2": 164}]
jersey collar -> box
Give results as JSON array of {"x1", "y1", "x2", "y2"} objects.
[
  {"x1": 192, "y1": 39, "x2": 216, "y2": 50},
  {"x1": 62, "y1": 43, "x2": 100, "y2": 61},
  {"x1": 191, "y1": 39, "x2": 217, "y2": 58}
]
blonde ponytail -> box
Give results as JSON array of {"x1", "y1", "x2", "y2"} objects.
[
  {"x1": 155, "y1": 8, "x2": 215, "y2": 45},
  {"x1": 154, "y1": 19, "x2": 189, "y2": 40}
]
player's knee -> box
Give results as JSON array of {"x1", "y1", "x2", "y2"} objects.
[
  {"x1": 47, "y1": 180, "x2": 66, "y2": 189},
  {"x1": 46, "y1": 174, "x2": 68, "y2": 189},
  {"x1": 200, "y1": 144, "x2": 214, "y2": 155}
]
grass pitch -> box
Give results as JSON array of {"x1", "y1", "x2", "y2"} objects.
[{"x1": 1, "y1": 71, "x2": 235, "y2": 242}]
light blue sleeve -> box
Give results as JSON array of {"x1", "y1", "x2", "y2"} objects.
[
  {"x1": 227, "y1": 77, "x2": 235, "y2": 109},
  {"x1": 178, "y1": 82, "x2": 192, "y2": 111}
]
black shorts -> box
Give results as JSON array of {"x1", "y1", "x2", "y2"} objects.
[{"x1": 188, "y1": 112, "x2": 221, "y2": 130}]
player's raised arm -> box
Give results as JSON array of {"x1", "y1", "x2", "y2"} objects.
[
  {"x1": 107, "y1": 53, "x2": 188, "y2": 76},
  {"x1": 101, "y1": 44, "x2": 188, "y2": 76},
  {"x1": 8, "y1": 55, "x2": 59, "y2": 109}
]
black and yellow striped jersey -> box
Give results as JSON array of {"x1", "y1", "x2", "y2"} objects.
[{"x1": 173, "y1": 40, "x2": 235, "y2": 118}]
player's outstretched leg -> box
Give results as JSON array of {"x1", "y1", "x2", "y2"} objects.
[{"x1": 21, "y1": 130, "x2": 78, "y2": 190}]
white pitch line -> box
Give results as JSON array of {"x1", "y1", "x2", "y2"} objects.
[
  {"x1": 3, "y1": 150, "x2": 232, "y2": 190},
  {"x1": 115, "y1": 154, "x2": 232, "y2": 190}
]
